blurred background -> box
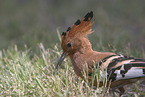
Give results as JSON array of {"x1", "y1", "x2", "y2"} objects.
[{"x1": 0, "y1": 0, "x2": 145, "y2": 52}]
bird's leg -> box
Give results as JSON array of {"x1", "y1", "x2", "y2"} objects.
[
  {"x1": 118, "y1": 87, "x2": 125, "y2": 96},
  {"x1": 110, "y1": 87, "x2": 125, "y2": 96}
]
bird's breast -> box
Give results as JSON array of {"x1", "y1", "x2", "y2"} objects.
[
  {"x1": 69, "y1": 51, "x2": 97, "y2": 78},
  {"x1": 70, "y1": 56, "x2": 84, "y2": 78}
]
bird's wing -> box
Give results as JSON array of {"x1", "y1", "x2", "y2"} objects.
[{"x1": 98, "y1": 54, "x2": 145, "y2": 81}]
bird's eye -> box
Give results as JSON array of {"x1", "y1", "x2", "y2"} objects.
[{"x1": 67, "y1": 42, "x2": 72, "y2": 47}]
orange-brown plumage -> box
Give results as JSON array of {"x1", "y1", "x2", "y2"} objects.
[{"x1": 55, "y1": 11, "x2": 145, "y2": 95}]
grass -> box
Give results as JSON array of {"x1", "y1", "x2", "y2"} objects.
[
  {"x1": 0, "y1": 44, "x2": 102, "y2": 96},
  {"x1": 0, "y1": 43, "x2": 145, "y2": 97},
  {"x1": 0, "y1": 44, "x2": 105, "y2": 96}
]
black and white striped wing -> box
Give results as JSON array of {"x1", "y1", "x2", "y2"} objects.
[{"x1": 99, "y1": 54, "x2": 145, "y2": 81}]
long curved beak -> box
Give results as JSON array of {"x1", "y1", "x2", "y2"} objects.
[{"x1": 55, "y1": 52, "x2": 68, "y2": 71}]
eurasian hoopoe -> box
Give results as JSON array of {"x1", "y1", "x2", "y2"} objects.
[{"x1": 55, "y1": 11, "x2": 145, "y2": 95}]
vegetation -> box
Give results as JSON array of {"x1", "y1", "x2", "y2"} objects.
[{"x1": 0, "y1": 43, "x2": 145, "y2": 96}]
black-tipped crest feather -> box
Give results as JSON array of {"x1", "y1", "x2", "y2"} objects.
[
  {"x1": 62, "y1": 32, "x2": 66, "y2": 36},
  {"x1": 66, "y1": 27, "x2": 71, "y2": 32},
  {"x1": 75, "y1": 19, "x2": 81, "y2": 25},
  {"x1": 84, "y1": 11, "x2": 93, "y2": 21}
]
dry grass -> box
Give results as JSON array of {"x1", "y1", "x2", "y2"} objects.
[{"x1": 0, "y1": 44, "x2": 145, "y2": 96}]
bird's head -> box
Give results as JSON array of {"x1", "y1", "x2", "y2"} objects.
[{"x1": 55, "y1": 11, "x2": 94, "y2": 71}]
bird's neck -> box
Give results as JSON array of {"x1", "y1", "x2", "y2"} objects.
[{"x1": 68, "y1": 47, "x2": 115, "y2": 78}]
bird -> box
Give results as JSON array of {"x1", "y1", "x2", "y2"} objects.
[{"x1": 55, "y1": 11, "x2": 145, "y2": 95}]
